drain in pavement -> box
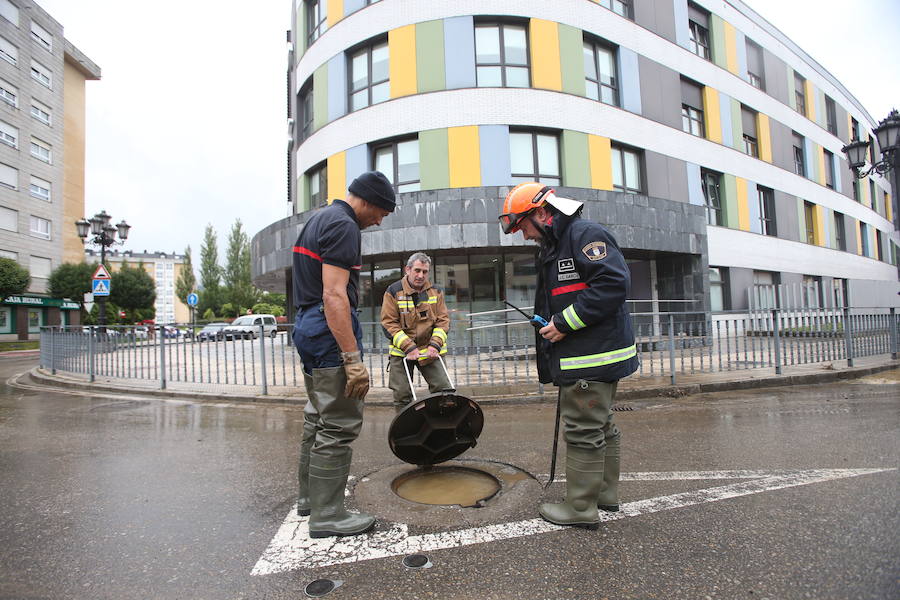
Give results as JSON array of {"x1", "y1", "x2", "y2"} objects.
[
  {"x1": 402, "y1": 554, "x2": 432, "y2": 569},
  {"x1": 304, "y1": 578, "x2": 342, "y2": 597},
  {"x1": 612, "y1": 404, "x2": 634, "y2": 411}
]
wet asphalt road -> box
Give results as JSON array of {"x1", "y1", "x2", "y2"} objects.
[{"x1": 0, "y1": 355, "x2": 897, "y2": 600}]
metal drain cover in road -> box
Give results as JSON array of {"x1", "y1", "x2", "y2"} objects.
[
  {"x1": 402, "y1": 554, "x2": 432, "y2": 569},
  {"x1": 388, "y1": 392, "x2": 484, "y2": 465},
  {"x1": 304, "y1": 578, "x2": 341, "y2": 597}
]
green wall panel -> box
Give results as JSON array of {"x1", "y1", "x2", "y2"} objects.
[
  {"x1": 416, "y1": 20, "x2": 446, "y2": 93},
  {"x1": 419, "y1": 128, "x2": 450, "y2": 190},
  {"x1": 561, "y1": 130, "x2": 591, "y2": 188},
  {"x1": 722, "y1": 174, "x2": 739, "y2": 229},
  {"x1": 313, "y1": 63, "x2": 328, "y2": 130},
  {"x1": 296, "y1": 6, "x2": 307, "y2": 56},
  {"x1": 797, "y1": 198, "x2": 806, "y2": 241},
  {"x1": 558, "y1": 23, "x2": 585, "y2": 97},
  {"x1": 710, "y1": 15, "x2": 727, "y2": 70},
  {"x1": 786, "y1": 67, "x2": 796, "y2": 109}
]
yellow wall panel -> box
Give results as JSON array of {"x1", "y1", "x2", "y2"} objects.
[
  {"x1": 448, "y1": 126, "x2": 481, "y2": 187},
  {"x1": 804, "y1": 80, "x2": 816, "y2": 121},
  {"x1": 736, "y1": 177, "x2": 750, "y2": 231},
  {"x1": 887, "y1": 193, "x2": 893, "y2": 223},
  {"x1": 724, "y1": 22, "x2": 739, "y2": 75},
  {"x1": 327, "y1": 0, "x2": 343, "y2": 27},
  {"x1": 702, "y1": 87, "x2": 722, "y2": 143},
  {"x1": 327, "y1": 151, "x2": 346, "y2": 203},
  {"x1": 855, "y1": 219, "x2": 862, "y2": 255},
  {"x1": 757, "y1": 113, "x2": 772, "y2": 163},
  {"x1": 814, "y1": 204, "x2": 826, "y2": 246},
  {"x1": 389, "y1": 25, "x2": 417, "y2": 98},
  {"x1": 588, "y1": 135, "x2": 612, "y2": 190},
  {"x1": 529, "y1": 19, "x2": 562, "y2": 91}
]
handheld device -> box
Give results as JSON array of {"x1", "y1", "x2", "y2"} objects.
[{"x1": 503, "y1": 300, "x2": 549, "y2": 329}]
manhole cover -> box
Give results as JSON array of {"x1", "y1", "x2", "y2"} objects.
[
  {"x1": 304, "y1": 579, "x2": 341, "y2": 597},
  {"x1": 392, "y1": 465, "x2": 500, "y2": 507},
  {"x1": 388, "y1": 393, "x2": 484, "y2": 465},
  {"x1": 402, "y1": 554, "x2": 432, "y2": 568}
]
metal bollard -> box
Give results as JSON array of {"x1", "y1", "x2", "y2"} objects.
[
  {"x1": 49, "y1": 327, "x2": 56, "y2": 375},
  {"x1": 668, "y1": 314, "x2": 676, "y2": 385},
  {"x1": 772, "y1": 309, "x2": 782, "y2": 375},
  {"x1": 259, "y1": 324, "x2": 268, "y2": 395},
  {"x1": 159, "y1": 326, "x2": 167, "y2": 390},
  {"x1": 843, "y1": 307, "x2": 854, "y2": 367},
  {"x1": 88, "y1": 330, "x2": 95, "y2": 383},
  {"x1": 890, "y1": 307, "x2": 898, "y2": 360}
]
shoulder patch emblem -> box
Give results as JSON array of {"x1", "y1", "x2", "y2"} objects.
[
  {"x1": 582, "y1": 241, "x2": 607, "y2": 261},
  {"x1": 557, "y1": 258, "x2": 575, "y2": 273}
]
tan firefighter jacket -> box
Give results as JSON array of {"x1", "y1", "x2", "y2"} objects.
[{"x1": 380, "y1": 276, "x2": 450, "y2": 359}]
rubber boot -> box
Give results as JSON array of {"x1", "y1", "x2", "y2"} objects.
[
  {"x1": 307, "y1": 448, "x2": 375, "y2": 538},
  {"x1": 539, "y1": 445, "x2": 605, "y2": 529},
  {"x1": 296, "y1": 374, "x2": 318, "y2": 516},
  {"x1": 597, "y1": 432, "x2": 620, "y2": 512}
]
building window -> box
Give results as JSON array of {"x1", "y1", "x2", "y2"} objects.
[
  {"x1": 802, "y1": 275, "x2": 821, "y2": 308},
  {"x1": 611, "y1": 145, "x2": 642, "y2": 193},
  {"x1": 348, "y1": 39, "x2": 389, "y2": 112},
  {"x1": 745, "y1": 38, "x2": 765, "y2": 90},
  {"x1": 793, "y1": 72, "x2": 806, "y2": 116},
  {"x1": 509, "y1": 131, "x2": 560, "y2": 186},
  {"x1": 757, "y1": 186, "x2": 776, "y2": 236},
  {"x1": 30, "y1": 138, "x2": 51, "y2": 163},
  {"x1": 373, "y1": 137, "x2": 420, "y2": 193},
  {"x1": 306, "y1": 0, "x2": 327, "y2": 46},
  {"x1": 875, "y1": 230, "x2": 883, "y2": 261},
  {"x1": 29, "y1": 176, "x2": 50, "y2": 202},
  {"x1": 475, "y1": 22, "x2": 529, "y2": 88},
  {"x1": 832, "y1": 278, "x2": 846, "y2": 308},
  {"x1": 0, "y1": 0, "x2": 18, "y2": 26},
  {"x1": 0, "y1": 80, "x2": 17, "y2": 107},
  {"x1": 30, "y1": 60, "x2": 51, "y2": 88},
  {"x1": 687, "y1": 3, "x2": 710, "y2": 60},
  {"x1": 701, "y1": 169, "x2": 723, "y2": 226},
  {"x1": 29, "y1": 215, "x2": 51, "y2": 239},
  {"x1": 30, "y1": 101, "x2": 51, "y2": 125},
  {"x1": 583, "y1": 38, "x2": 618, "y2": 105},
  {"x1": 30, "y1": 255, "x2": 51, "y2": 279},
  {"x1": 30, "y1": 21, "x2": 52, "y2": 52},
  {"x1": 307, "y1": 163, "x2": 327, "y2": 208},
  {"x1": 0, "y1": 162, "x2": 16, "y2": 190},
  {"x1": 803, "y1": 201, "x2": 815, "y2": 244},
  {"x1": 852, "y1": 179, "x2": 859, "y2": 202},
  {"x1": 596, "y1": 0, "x2": 632, "y2": 17},
  {"x1": 741, "y1": 106, "x2": 758, "y2": 157},
  {"x1": 299, "y1": 80, "x2": 313, "y2": 140},
  {"x1": 824, "y1": 149, "x2": 835, "y2": 189},
  {"x1": 859, "y1": 222, "x2": 869, "y2": 256},
  {"x1": 792, "y1": 133, "x2": 805, "y2": 176},
  {"x1": 0, "y1": 120, "x2": 17, "y2": 148},
  {"x1": 681, "y1": 78, "x2": 704, "y2": 137},
  {"x1": 709, "y1": 267, "x2": 726, "y2": 312},
  {"x1": 0, "y1": 205, "x2": 16, "y2": 231},
  {"x1": 834, "y1": 212, "x2": 846, "y2": 251},
  {"x1": 0, "y1": 35, "x2": 17, "y2": 65},
  {"x1": 850, "y1": 117, "x2": 859, "y2": 141},
  {"x1": 825, "y1": 96, "x2": 837, "y2": 136},
  {"x1": 753, "y1": 270, "x2": 777, "y2": 309}
]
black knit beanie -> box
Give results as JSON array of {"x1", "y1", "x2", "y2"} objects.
[{"x1": 348, "y1": 170, "x2": 396, "y2": 212}]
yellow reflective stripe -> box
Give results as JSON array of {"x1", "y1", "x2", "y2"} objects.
[
  {"x1": 432, "y1": 327, "x2": 447, "y2": 342},
  {"x1": 397, "y1": 301, "x2": 414, "y2": 309},
  {"x1": 559, "y1": 344, "x2": 636, "y2": 370},
  {"x1": 562, "y1": 305, "x2": 586, "y2": 330},
  {"x1": 389, "y1": 345, "x2": 406, "y2": 356},
  {"x1": 426, "y1": 296, "x2": 438, "y2": 303},
  {"x1": 392, "y1": 331, "x2": 411, "y2": 347}
]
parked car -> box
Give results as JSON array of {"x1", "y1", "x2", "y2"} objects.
[
  {"x1": 197, "y1": 322, "x2": 229, "y2": 342},
  {"x1": 161, "y1": 326, "x2": 187, "y2": 339},
  {"x1": 222, "y1": 314, "x2": 278, "y2": 340},
  {"x1": 132, "y1": 326, "x2": 149, "y2": 340}
]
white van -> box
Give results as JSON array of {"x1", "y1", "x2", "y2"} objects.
[{"x1": 222, "y1": 314, "x2": 278, "y2": 339}]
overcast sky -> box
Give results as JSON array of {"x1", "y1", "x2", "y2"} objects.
[{"x1": 36, "y1": 0, "x2": 900, "y2": 262}]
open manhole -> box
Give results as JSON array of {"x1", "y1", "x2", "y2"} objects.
[{"x1": 391, "y1": 465, "x2": 501, "y2": 508}]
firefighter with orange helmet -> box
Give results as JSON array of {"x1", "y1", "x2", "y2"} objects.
[{"x1": 499, "y1": 182, "x2": 638, "y2": 529}]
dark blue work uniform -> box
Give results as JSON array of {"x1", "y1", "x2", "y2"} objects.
[{"x1": 292, "y1": 200, "x2": 364, "y2": 374}]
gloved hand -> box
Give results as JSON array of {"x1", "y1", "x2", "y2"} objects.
[
  {"x1": 418, "y1": 344, "x2": 440, "y2": 366},
  {"x1": 341, "y1": 351, "x2": 370, "y2": 399}
]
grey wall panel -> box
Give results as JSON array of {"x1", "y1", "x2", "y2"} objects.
[
  {"x1": 644, "y1": 150, "x2": 671, "y2": 200},
  {"x1": 835, "y1": 104, "x2": 849, "y2": 142},
  {"x1": 638, "y1": 56, "x2": 682, "y2": 129},
  {"x1": 727, "y1": 267, "x2": 754, "y2": 311},
  {"x1": 762, "y1": 50, "x2": 789, "y2": 105},
  {"x1": 769, "y1": 119, "x2": 794, "y2": 172},
  {"x1": 666, "y1": 155, "x2": 689, "y2": 205},
  {"x1": 633, "y1": 0, "x2": 677, "y2": 44},
  {"x1": 774, "y1": 191, "x2": 800, "y2": 242}
]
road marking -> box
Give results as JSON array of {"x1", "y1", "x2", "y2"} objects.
[{"x1": 251, "y1": 467, "x2": 893, "y2": 575}]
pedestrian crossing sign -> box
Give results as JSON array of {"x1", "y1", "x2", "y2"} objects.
[{"x1": 92, "y1": 278, "x2": 111, "y2": 296}]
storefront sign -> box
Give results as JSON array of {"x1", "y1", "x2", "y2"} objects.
[{"x1": 2, "y1": 295, "x2": 81, "y2": 309}]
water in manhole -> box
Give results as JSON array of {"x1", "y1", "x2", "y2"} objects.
[{"x1": 392, "y1": 466, "x2": 501, "y2": 507}]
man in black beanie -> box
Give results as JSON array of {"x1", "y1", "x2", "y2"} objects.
[{"x1": 291, "y1": 170, "x2": 395, "y2": 538}]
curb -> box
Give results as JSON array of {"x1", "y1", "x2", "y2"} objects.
[{"x1": 27, "y1": 361, "x2": 898, "y2": 407}]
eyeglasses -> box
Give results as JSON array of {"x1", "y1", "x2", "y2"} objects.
[{"x1": 498, "y1": 210, "x2": 533, "y2": 234}]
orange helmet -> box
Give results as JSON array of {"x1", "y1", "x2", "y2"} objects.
[{"x1": 499, "y1": 183, "x2": 554, "y2": 234}]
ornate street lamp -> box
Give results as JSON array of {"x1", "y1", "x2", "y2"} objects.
[
  {"x1": 842, "y1": 109, "x2": 900, "y2": 237},
  {"x1": 75, "y1": 210, "x2": 131, "y2": 328}
]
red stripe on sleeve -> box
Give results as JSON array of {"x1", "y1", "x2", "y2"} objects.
[
  {"x1": 293, "y1": 246, "x2": 322, "y2": 262},
  {"x1": 551, "y1": 282, "x2": 588, "y2": 296}
]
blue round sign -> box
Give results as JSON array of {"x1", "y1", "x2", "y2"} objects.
[{"x1": 187, "y1": 293, "x2": 198, "y2": 307}]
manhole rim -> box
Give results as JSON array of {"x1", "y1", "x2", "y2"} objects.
[{"x1": 391, "y1": 464, "x2": 502, "y2": 508}]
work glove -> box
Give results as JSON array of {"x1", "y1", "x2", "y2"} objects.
[{"x1": 341, "y1": 351, "x2": 370, "y2": 399}]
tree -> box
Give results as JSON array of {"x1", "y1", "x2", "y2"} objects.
[
  {"x1": 198, "y1": 224, "x2": 222, "y2": 315},
  {"x1": 48, "y1": 262, "x2": 96, "y2": 300},
  {"x1": 110, "y1": 260, "x2": 156, "y2": 322},
  {"x1": 223, "y1": 219, "x2": 259, "y2": 311},
  {"x1": 174, "y1": 245, "x2": 196, "y2": 305},
  {"x1": 202, "y1": 308, "x2": 216, "y2": 321},
  {"x1": 0, "y1": 257, "x2": 30, "y2": 299}
]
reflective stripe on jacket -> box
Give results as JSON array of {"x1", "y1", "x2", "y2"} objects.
[{"x1": 534, "y1": 211, "x2": 639, "y2": 385}]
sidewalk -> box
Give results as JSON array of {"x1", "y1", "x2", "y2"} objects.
[{"x1": 28, "y1": 354, "x2": 899, "y2": 407}]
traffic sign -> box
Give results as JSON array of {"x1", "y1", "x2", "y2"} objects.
[
  {"x1": 83, "y1": 292, "x2": 94, "y2": 313},
  {"x1": 92, "y1": 264, "x2": 111, "y2": 279},
  {"x1": 187, "y1": 292, "x2": 198, "y2": 307},
  {"x1": 92, "y1": 279, "x2": 110, "y2": 296}
]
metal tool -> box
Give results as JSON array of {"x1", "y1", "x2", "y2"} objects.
[
  {"x1": 503, "y1": 300, "x2": 549, "y2": 328},
  {"x1": 545, "y1": 389, "x2": 562, "y2": 489}
]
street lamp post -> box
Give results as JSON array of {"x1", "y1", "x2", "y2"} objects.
[
  {"x1": 75, "y1": 210, "x2": 131, "y2": 328},
  {"x1": 842, "y1": 109, "x2": 900, "y2": 234}
]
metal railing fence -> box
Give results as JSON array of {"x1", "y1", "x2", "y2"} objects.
[{"x1": 40, "y1": 307, "x2": 898, "y2": 395}]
